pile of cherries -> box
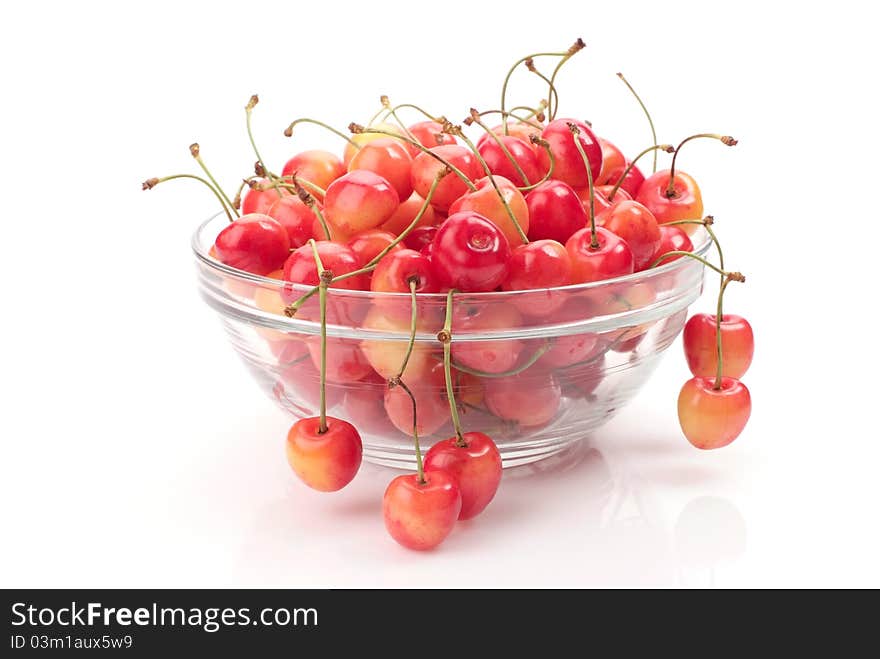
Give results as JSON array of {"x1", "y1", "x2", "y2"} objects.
[{"x1": 145, "y1": 40, "x2": 754, "y2": 550}]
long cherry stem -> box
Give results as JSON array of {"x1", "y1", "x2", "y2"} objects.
[
  {"x1": 451, "y1": 340, "x2": 552, "y2": 378},
  {"x1": 477, "y1": 105, "x2": 546, "y2": 129},
  {"x1": 713, "y1": 275, "x2": 736, "y2": 391},
  {"x1": 661, "y1": 216, "x2": 725, "y2": 286},
  {"x1": 649, "y1": 250, "x2": 736, "y2": 277},
  {"x1": 286, "y1": 178, "x2": 331, "y2": 240},
  {"x1": 308, "y1": 239, "x2": 330, "y2": 434},
  {"x1": 616, "y1": 73, "x2": 658, "y2": 173},
  {"x1": 245, "y1": 95, "x2": 276, "y2": 196},
  {"x1": 141, "y1": 174, "x2": 235, "y2": 223},
  {"x1": 607, "y1": 144, "x2": 675, "y2": 201},
  {"x1": 189, "y1": 143, "x2": 238, "y2": 217},
  {"x1": 568, "y1": 122, "x2": 598, "y2": 248},
  {"x1": 380, "y1": 102, "x2": 440, "y2": 124},
  {"x1": 439, "y1": 290, "x2": 465, "y2": 446},
  {"x1": 547, "y1": 38, "x2": 586, "y2": 120},
  {"x1": 520, "y1": 135, "x2": 556, "y2": 191},
  {"x1": 284, "y1": 118, "x2": 361, "y2": 150},
  {"x1": 467, "y1": 109, "x2": 531, "y2": 187},
  {"x1": 524, "y1": 59, "x2": 558, "y2": 120},
  {"x1": 667, "y1": 133, "x2": 738, "y2": 197},
  {"x1": 501, "y1": 49, "x2": 571, "y2": 135}
]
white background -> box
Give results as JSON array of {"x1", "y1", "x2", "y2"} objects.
[{"x1": 1, "y1": 0, "x2": 878, "y2": 588}]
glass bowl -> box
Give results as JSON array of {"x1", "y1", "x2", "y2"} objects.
[{"x1": 194, "y1": 214, "x2": 709, "y2": 468}]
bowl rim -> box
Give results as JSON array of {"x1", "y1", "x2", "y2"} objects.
[{"x1": 192, "y1": 212, "x2": 712, "y2": 298}]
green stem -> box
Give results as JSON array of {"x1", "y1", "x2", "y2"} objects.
[
  {"x1": 451, "y1": 340, "x2": 552, "y2": 378},
  {"x1": 278, "y1": 179, "x2": 331, "y2": 240},
  {"x1": 569, "y1": 123, "x2": 597, "y2": 248},
  {"x1": 284, "y1": 118, "x2": 361, "y2": 151},
  {"x1": 142, "y1": 174, "x2": 235, "y2": 223},
  {"x1": 244, "y1": 96, "x2": 272, "y2": 194},
  {"x1": 524, "y1": 60, "x2": 558, "y2": 121},
  {"x1": 440, "y1": 290, "x2": 465, "y2": 446},
  {"x1": 547, "y1": 38, "x2": 586, "y2": 120},
  {"x1": 616, "y1": 73, "x2": 658, "y2": 173},
  {"x1": 713, "y1": 276, "x2": 732, "y2": 391},
  {"x1": 308, "y1": 239, "x2": 329, "y2": 434},
  {"x1": 394, "y1": 279, "x2": 419, "y2": 380},
  {"x1": 608, "y1": 144, "x2": 675, "y2": 201},
  {"x1": 279, "y1": 175, "x2": 326, "y2": 199},
  {"x1": 477, "y1": 107, "x2": 545, "y2": 129},
  {"x1": 518, "y1": 137, "x2": 556, "y2": 192},
  {"x1": 397, "y1": 380, "x2": 425, "y2": 483},
  {"x1": 659, "y1": 217, "x2": 725, "y2": 286},
  {"x1": 189, "y1": 144, "x2": 238, "y2": 217},
  {"x1": 468, "y1": 110, "x2": 531, "y2": 187},
  {"x1": 667, "y1": 133, "x2": 738, "y2": 197},
  {"x1": 501, "y1": 50, "x2": 570, "y2": 134},
  {"x1": 649, "y1": 250, "x2": 728, "y2": 276}
]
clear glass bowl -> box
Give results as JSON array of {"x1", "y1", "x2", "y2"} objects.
[{"x1": 193, "y1": 214, "x2": 709, "y2": 468}]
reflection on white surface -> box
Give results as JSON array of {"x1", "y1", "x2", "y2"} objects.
[{"x1": 675, "y1": 496, "x2": 747, "y2": 588}]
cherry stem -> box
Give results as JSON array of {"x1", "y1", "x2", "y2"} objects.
[
  {"x1": 349, "y1": 123, "x2": 477, "y2": 191},
  {"x1": 501, "y1": 49, "x2": 571, "y2": 135},
  {"x1": 442, "y1": 118, "x2": 528, "y2": 244},
  {"x1": 524, "y1": 59, "x2": 558, "y2": 120},
  {"x1": 397, "y1": 380, "x2": 425, "y2": 483},
  {"x1": 375, "y1": 98, "x2": 421, "y2": 145},
  {"x1": 568, "y1": 122, "x2": 598, "y2": 248},
  {"x1": 279, "y1": 175, "x2": 326, "y2": 198},
  {"x1": 547, "y1": 38, "x2": 586, "y2": 120},
  {"x1": 141, "y1": 174, "x2": 235, "y2": 223},
  {"x1": 608, "y1": 144, "x2": 675, "y2": 201},
  {"x1": 520, "y1": 135, "x2": 556, "y2": 191},
  {"x1": 713, "y1": 275, "x2": 736, "y2": 391},
  {"x1": 308, "y1": 239, "x2": 330, "y2": 434},
  {"x1": 189, "y1": 143, "x2": 238, "y2": 217},
  {"x1": 616, "y1": 73, "x2": 658, "y2": 174},
  {"x1": 367, "y1": 96, "x2": 390, "y2": 126},
  {"x1": 393, "y1": 279, "x2": 420, "y2": 381},
  {"x1": 667, "y1": 133, "x2": 738, "y2": 197},
  {"x1": 661, "y1": 216, "x2": 725, "y2": 283},
  {"x1": 245, "y1": 95, "x2": 278, "y2": 197},
  {"x1": 232, "y1": 176, "x2": 260, "y2": 211},
  {"x1": 284, "y1": 118, "x2": 361, "y2": 150},
  {"x1": 439, "y1": 289, "x2": 466, "y2": 446},
  {"x1": 451, "y1": 340, "x2": 552, "y2": 378},
  {"x1": 477, "y1": 105, "x2": 546, "y2": 128},
  {"x1": 468, "y1": 109, "x2": 532, "y2": 187},
  {"x1": 279, "y1": 177, "x2": 331, "y2": 240}
]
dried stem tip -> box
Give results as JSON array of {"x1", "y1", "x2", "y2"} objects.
[
  {"x1": 291, "y1": 176, "x2": 315, "y2": 207},
  {"x1": 141, "y1": 177, "x2": 159, "y2": 191},
  {"x1": 319, "y1": 270, "x2": 334, "y2": 285},
  {"x1": 437, "y1": 329, "x2": 452, "y2": 344},
  {"x1": 189, "y1": 143, "x2": 200, "y2": 158},
  {"x1": 566, "y1": 122, "x2": 580, "y2": 135},
  {"x1": 524, "y1": 57, "x2": 536, "y2": 72},
  {"x1": 348, "y1": 122, "x2": 365, "y2": 134},
  {"x1": 440, "y1": 118, "x2": 463, "y2": 137},
  {"x1": 246, "y1": 94, "x2": 259, "y2": 111},
  {"x1": 380, "y1": 95, "x2": 390, "y2": 107},
  {"x1": 529, "y1": 134, "x2": 550, "y2": 148},
  {"x1": 254, "y1": 160, "x2": 266, "y2": 177},
  {"x1": 721, "y1": 136, "x2": 738, "y2": 146},
  {"x1": 535, "y1": 111, "x2": 546, "y2": 122},
  {"x1": 727, "y1": 271, "x2": 746, "y2": 283},
  {"x1": 387, "y1": 376, "x2": 401, "y2": 389},
  {"x1": 283, "y1": 126, "x2": 293, "y2": 138},
  {"x1": 570, "y1": 38, "x2": 586, "y2": 54},
  {"x1": 283, "y1": 306, "x2": 297, "y2": 318},
  {"x1": 704, "y1": 215, "x2": 715, "y2": 226},
  {"x1": 661, "y1": 145, "x2": 676, "y2": 153}
]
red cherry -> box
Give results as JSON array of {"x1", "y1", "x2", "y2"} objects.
[
  {"x1": 214, "y1": 213, "x2": 290, "y2": 275},
  {"x1": 410, "y1": 145, "x2": 483, "y2": 212},
  {"x1": 603, "y1": 162, "x2": 645, "y2": 199},
  {"x1": 281, "y1": 150, "x2": 346, "y2": 196},
  {"x1": 403, "y1": 225, "x2": 438, "y2": 253},
  {"x1": 383, "y1": 469, "x2": 462, "y2": 550},
  {"x1": 307, "y1": 338, "x2": 373, "y2": 383},
  {"x1": 525, "y1": 180, "x2": 588, "y2": 244},
  {"x1": 448, "y1": 175, "x2": 530, "y2": 247},
  {"x1": 343, "y1": 372, "x2": 396, "y2": 436},
  {"x1": 599, "y1": 200, "x2": 661, "y2": 271},
  {"x1": 565, "y1": 226, "x2": 635, "y2": 283},
  {"x1": 424, "y1": 432, "x2": 502, "y2": 520},
  {"x1": 267, "y1": 196, "x2": 317, "y2": 248},
  {"x1": 537, "y1": 118, "x2": 602, "y2": 189},
  {"x1": 379, "y1": 192, "x2": 437, "y2": 235},
  {"x1": 241, "y1": 179, "x2": 289, "y2": 215},
  {"x1": 536, "y1": 300, "x2": 601, "y2": 369},
  {"x1": 278, "y1": 359, "x2": 345, "y2": 411},
  {"x1": 347, "y1": 229, "x2": 401, "y2": 268},
  {"x1": 484, "y1": 370, "x2": 562, "y2": 428},
  {"x1": 431, "y1": 211, "x2": 511, "y2": 292},
  {"x1": 405, "y1": 120, "x2": 457, "y2": 157},
  {"x1": 324, "y1": 170, "x2": 400, "y2": 235},
  {"x1": 636, "y1": 170, "x2": 703, "y2": 232},
  {"x1": 575, "y1": 185, "x2": 614, "y2": 218},
  {"x1": 347, "y1": 137, "x2": 414, "y2": 201},
  {"x1": 282, "y1": 241, "x2": 368, "y2": 300},
  {"x1": 286, "y1": 416, "x2": 362, "y2": 491},
  {"x1": 502, "y1": 239, "x2": 572, "y2": 316},
  {"x1": 477, "y1": 134, "x2": 542, "y2": 187},
  {"x1": 652, "y1": 225, "x2": 694, "y2": 264},
  {"x1": 343, "y1": 122, "x2": 405, "y2": 166},
  {"x1": 371, "y1": 248, "x2": 438, "y2": 294},
  {"x1": 477, "y1": 122, "x2": 543, "y2": 155},
  {"x1": 596, "y1": 137, "x2": 626, "y2": 185},
  {"x1": 678, "y1": 377, "x2": 751, "y2": 450},
  {"x1": 596, "y1": 184, "x2": 632, "y2": 202},
  {"x1": 384, "y1": 361, "x2": 449, "y2": 437},
  {"x1": 683, "y1": 314, "x2": 754, "y2": 379},
  {"x1": 452, "y1": 303, "x2": 523, "y2": 375}
]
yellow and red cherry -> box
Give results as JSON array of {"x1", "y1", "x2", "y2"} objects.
[
  {"x1": 286, "y1": 416, "x2": 362, "y2": 492},
  {"x1": 347, "y1": 229, "x2": 402, "y2": 268},
  {"x1": 361, "y1": 306, "x2": 436, "y2": 381},
  {"x1": 652, "y1": 225, "x2": 693, "y2": 264},
  {"x1": 371, "y1": 249, "x2": 439, "y2": 294},
  {"x1": 477, "y1": 134, "x2": 542, "y2": 187},
  {"x1": 267, "y1": 196, "x2": 317, "y2": 249},
  {"x1": 405, "y1": 120, "x2": 457, "y2": 157},
  {"x1": 678, "y1": 377, "x2": 751, "y2": 450},
  {"x1": 383, "y1": 469, "x2": 462, "y2": 550},
  {"x1": 636, "y1": 170, "x2": 703, "y2": 232},
  {"x1": 214, "y1": 213, "x2": 291, "y2": 275},
  {"x1": 448, "y1": 175, "x2": 530, "y2": 247},
  {"x1": 343, "y1": 122, "x2": 404, "y2": 165},
  {"x1": 379, "y1": 191, "x2": 437, "y2": 235},
  {"x1": 278, "y1": 359, "x2": 345, "y2": 410},
  {"x1": 484, "y1": 370, "x2": 562, "y2": 428},
  {"x1": 347, "y1": 137, "x2": 414, "y2": 201},
  {"x1": 343, "y1": 372, "x2": 396, "y2": 436},
  {"x1": 384, "y1": 360, "x2": 449, "y2": 437},
  {"x1": 410, "y1": 145, "x2": 482, "y2": 212},
  {"x1": 306, "y1": 337, "x2": 373, "y2": 384},
  {"x1": 452, "y1": 303, "x2": 524, "y2": 375},
  {"x1": 502, "y1": 239, "x2": 572, "y2": 315},
  {"x1": 599, "y1": 200, "x2": 661, "y2": 271},
  {"x1": 241, "y1": 178, "x2": 289, "y2": 215},
  {"x1": 683, "y1": 314, "x2": 754, "y2": 379},
  {"x1": 282, "y1": 241, "x2": 369, "y2": 298},
  {"x1": 423, "y1": 432, "x2": 502, "y2": 520},
  {"x1": 596, "y1": 137, "x2": 626, "y2": 184},
  {"x1": 281, "y1": 150, "x2": 346, "y2": 196},
  {"x1": 525, "y1": 180, "x2": 588, "y2": 243},
  {"x1": 537, "y1": 118, "x2": 602, "y2": 189},
  {"x1": 565, "y1": 226, "x2": 635, "y2": 284},
  {"x1": 604, "y1": 161, "x2": 645, "y2": 200},
  {"x1": 324, "y1": 170, "x2": 400, "y2": 235},
  {"x1": 431, "y1": 211, "x2": 511, "y2": 292}
]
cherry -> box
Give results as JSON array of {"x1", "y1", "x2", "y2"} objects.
[
  {"x1": 347, "y1": 229, "x2": 402, "y2": 269},
  {"x1": 361, "y1": 306, "x2": 436, "y2": 381},
  {"x1": 502, "y1": 239, "x2": 572, "y2": 316},
  {"x1": 383, "y1": 469, "x2": 462, "y2": 550},
  {"x1": 677, "y1": 377, "x2": 751, "y2": 450},
  {"x1": 343, "y1": 121, "x2": 404, "y2": 165},
  {"x1": 537, "y1": 118, "x2": 602, "y2": 189},
  {"x1": 403, "y1": 225, "x2": 438, "y2": 253},
  {"x1": 410, "y1": 145, "x2": 482, "y2": 212},
  {"x1": 599, "y1": 200, "x2": 661, "y2": 271},
  {"x1": 536, "y1": 300, "x2": 601, "y2": 368},
  {"x1": 343, "y1": 372, "x2": 396, "y2": 437},
  {"x1": 596, "y1": 184, "x2": 631, "y2": 202},
  {"x1": 652, "y1": 225, "x2": 694, "y2": 264},
  {"x1": 281, "y1": 150, "x2": 346, "y2": 196},
  {"x1": 423, "y1": 432, "x2": 502, "y2": 520},
  {"x1": 431, "y1": 211, "x2": 511, "y2": 292},
  {"x1": 286, "y1": 416, "x2": 362, "y2": 491},
  {"x1": 452, "y1": 303, "x2": 524, "y2": 375},
  {"x1": 448, "y1": 175, "x2": 529, "y2": 247},
  {"x1": 484, "y1": 370, "x2": 562, "y2": 428},
  {"x1": 565, "y1": 226, "x2": 635, "y2": 283},
  {"x1": 384, "y1": 361, "x2": 450, "y2": 437},
  {"x1": 324, "y1": 170, "x2": 400, "y2": 235},
  {"x1": 278, "y1": 359, "x2": 345, "y2": 411},
  {"x1": 636, "y1": 170, "x2": 703, "y2": 231},
  {"x1": 267, "y1": 196, "x2": 317, "y2": 248},
  {"x1": 253, "y1": 268, "x2": 287, "y2": 317},
  {"x1": 476, "y1": 121, "x2": 543, "y2": 154},
  {"x1": 379, "y1": 191, "x2": 437, "y2": 235},
  {"x1": 604, "y1": 161, "x2": 645, "y2": 200},
  {"x1": 214, "y1": 213, "x2": 290, "y2": 275},
  {"x1": 683, "y1": 314, "x2": 754, "y2": 379},
  {"x1": 241, "y1": 178, "x2": 289, "y2": 215},
  {"x1": 405, "y1": 120, "x2": 457, "y2": 157},
  {"x1": 347, "y1": 137, "x2": 414, "y2": 201},
  {"x1": 371, "y1": 249, "x2": 438, "y2": 294},
  {"x1": 282, "y1": 241, "x2": 368, "y2": 302},
  {"x1": 525, "y1": 180, "x2": 588, "y2": 244},
  {"x1": 477, "y1": 134, "x2": 542, "y2": 187},
  {"x1": 306, "y1": 338, "x2": 373, "y2": 384},
  {"x1": 596, "y1": 137, "x2": 626, "y2": 185},
  {"x1": 575, "y1": 185, "x2": 614, "y2": 217}
]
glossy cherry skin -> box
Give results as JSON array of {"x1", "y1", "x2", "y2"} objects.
[
  {"x1": 525, "y1": 180, "x2": 588, "y2": 244},
  {"x1": 502, "y1": 239, "x2": 572, "y2": 316},
  {"x1": 323, "y1": 170, "x2": 399, "y2": 235},
  {"x1": 282, "y1": 241, "x2": 368, "y2": 299},
  {"x1": 596, "y1": 185, "x2": 632, "y2": 203},
  {"x1": 683, "y1": 314, "x2": 754, "y2": 379},
  {"x1": 537, "y1": 118, "x2": 602, "y2": 189},
  {"x1": 477, "y1": 122, "x2": 543, "y2": 155},
  {"x1": 599, "y1": 200, "x2": 661, "y2": 271},
  {"x1": 678, "y1": 377, "x2": 751, "y2": 450},
  {"x1": 403, "y1": 225, "x2": 438, "y2": 252},
  {"x1": 347, "y1": 229, "x2": 401, "y2": 268},
  {"x1": 448, "y1": 175, "x2": 530, "y2": 247},
  {"x1": 214, "y1": 214, "x2": 291, "y2": 275},
  {"x1": 405, "y1": 120, "x2": 457, "y2": 157},
  {"x1": 603, "y1": 162, "x2": 645, "y2": 200},
  {"x1": 343, "y1": 122, "x2": 404, "y2": 166},
  {"x1": 306, "y1": 338, "x2": 373, "y2": 383},
  {"x1": 371, "y1": 248, "x2": 438, "y2": 294},
  {"x1": 286, "y1": 416, "x2": 362, "y2": 492},
  {"x1": 267, "y1": 196, "x2": 317, "y2": 248},
  {"x1": 596, "y1": 137, "x2": 626, "y2": 185},
  {"x1": 575, "y1": 186, "x2": 614, "y2": 218},
  {"x1": 478, "y1": 134, "x2": 543, "y2": 187},
  {"x1": 383, "y1": 469, "x2": 462, "y2": 550},
  {"x1": 431, "y1": 211, "x2": 511, "y2": 292},
  {"x1": 452, "y1": 303, "x2": 523, "y2": 375},
  {"x1": 384, "y1": 361, "x2": 449, "y2": 437},
  {"x1": 361, "y1": 306, "x2": 436, "y2": 381},
  {"x1": 240, "y1": 179, "x2": 289, "y2": 215},
  {"x1": 281, "y1": 150, "x2": 346, "y2": 196},
  {"x1": 565, "y1": 226, "x2": 635, "y2": 283},
  {"x1": 410, "y1": 145, "x2": 483, "y2": 213},
  {"x1": 652, "y1": 225, "x2": 694, "y2": 264},
  {"x1": 636, "y1": 170, "x2": 703, "y2": 232},
  {"x1": 379, "y1": 191, "x2": 437, "y2": 235},
  {"x1": 484, "y1": 370, "x2": 562, "y2": 428},
  {"x1": 347, "y1": 137, "x2": 413, "y2": 201},
  {"x1": 424, "y1": 432, "x2": 502, "y2": 520}
]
